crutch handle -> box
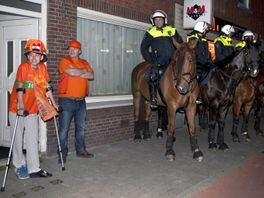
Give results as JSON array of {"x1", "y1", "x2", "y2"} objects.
[{"x1": 23, "y1": 110, "x2": 29, "y2": 117}]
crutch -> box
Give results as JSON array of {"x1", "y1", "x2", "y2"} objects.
[
  {"x1": 47, "y1": 97, "x2": 65, "y2": 171},
  {"x1": 53, "y1": 113, "x2": 65, "y2": 171},
  {"x1": 1, "y1": 111, "x2": 28, "y2": 192}
]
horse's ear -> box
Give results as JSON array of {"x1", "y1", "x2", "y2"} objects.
[
  {"x1": 172, "y1": 37, "x2": 181, "y2": 49},
  {"x1": 188, "y1": 39, "x2": 198, "y2": 49}
]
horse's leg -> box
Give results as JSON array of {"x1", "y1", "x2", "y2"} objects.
[
  {"x1": 198, "y1": 104, "x2": 208, "y2": 131},
  {"x1": 231, "y1": 101, "x2": 241, "y2": 142},
  {"x1": 241, "y1": 105, "x2": 252, "y2": 142},
  {"x1": 208, "y1": 109, "x2": 217, "y2": 150},
  {"x1": 133, "y1": 92, "x2": 142, "y2": 142},
  {"x1": 217, "y1": 110, "x2": 229, "y2": 151},
  {"x1": 165, "y1": 106, "x2": 176, "y2": 161},
  {"x1": 143, "y1": 102, "x2": 152, "y2": 140},
  {"x1": 156, "y1": 107, "x2": 164, "y2": 139},
  {"x1": 186, "y1": 103, "x2": 204, "y2": 162},
  {"x1": 254, "y1": 99, "x2": 264, "y2": 136}
]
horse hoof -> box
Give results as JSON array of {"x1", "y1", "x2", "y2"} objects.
[
  {"x1": 208, "y1": 142, "x2": 217, "y2": 150},
  {"x1": 143, "y1": 134, "x2": 151, "y2": 141},
  {"x1": 193, "y1": 150, "x2": 204, "y2": 162},
  {"x1": 232, "y1": 137, "x2": 240, "y2": 143},
  {"x1": 218, "y1": 143, "x2": 229, "y2": 151},
  {"x1": 133, "y1": 135, "x2": 142, "y2": 143},
  {"x1": 166, "y1": 154, "x2": 175, "y2": 161},
  {"x1": 156, "y1": 132, "x2": 163, "y2": 139},
  {"x1": 242, "y1": 132, "x2": 251, "y2": 142}
]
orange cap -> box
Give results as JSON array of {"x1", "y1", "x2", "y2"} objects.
[{"x1": 69, "y1": 40, "x2": 81, "y2": 49}]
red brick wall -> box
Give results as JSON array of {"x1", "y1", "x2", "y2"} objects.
[{"x1": 213, "y1": 0, "x2": 264, "y2": 36}]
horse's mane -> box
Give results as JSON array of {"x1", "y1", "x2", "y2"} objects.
[{"x1": 214, "y1": 50, "x2": 241, "y2": 68}]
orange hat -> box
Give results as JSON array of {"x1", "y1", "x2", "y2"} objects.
[
  {"x1": 68, "y1": 40, "x2": 81, "y2": 49},
  {"x1": 24, "y1": 39, "x2": 48, "y2": 62}
]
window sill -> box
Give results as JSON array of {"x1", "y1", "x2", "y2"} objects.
[{"x1": 85, "y1": 95, "x2": 133, "y2": 110}]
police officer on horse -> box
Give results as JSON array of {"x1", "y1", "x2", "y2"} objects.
[
  {"x1": 214, "y1": 24, "x2": 235, "y2": 64},
  {"x1": 140, "y1": 10, "x2": 183, "y2": 109}
]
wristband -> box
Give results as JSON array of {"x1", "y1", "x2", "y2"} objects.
[{"x1": 16, "y1": 88, "x2": 25, "y2": 93}]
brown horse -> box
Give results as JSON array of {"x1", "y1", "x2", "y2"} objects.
[
  {"x1": 132, "y1": 41, "x2": 204, "y2": 161},
  {"x1": 231, "y1": 66, "x2": 264, "y2": 141},
  {"x1": 230, "y1": 48, "x2": 261, "y2": 142},
  {"x1": 231, "y1": 78, "x2": 256, "y2": 142},
  {"x1": 200, "y1": 47, "x2": 259, "y2": 151}
]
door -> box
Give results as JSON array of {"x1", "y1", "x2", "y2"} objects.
[{"x1": 0, "y1": 18, "x2": 38, "y2": 147}]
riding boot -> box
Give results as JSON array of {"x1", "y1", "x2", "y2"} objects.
[{"x1": 149, "y1": 82, "x2": 158, "y2": 110}]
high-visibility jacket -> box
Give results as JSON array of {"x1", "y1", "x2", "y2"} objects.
[
  {"x1": 187, "y1": 33, "x2": 209, "y2": 66},
  {"x1": 140, "y1": 25, "x2": 183, "y2": 65},
  {"x1": 214, "y1": 35, "x2": 234, "y2": 62}
]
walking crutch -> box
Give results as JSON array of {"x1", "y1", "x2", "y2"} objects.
[
  {"x1": 47, "y1": 96, "x2": 65, "y2": 171},
  {"x1": 53, "y1": 114, "x2": 65, "y2": 171},
  {"x1": 1, "y1": 111, "x2": 28, "y2": 192}
]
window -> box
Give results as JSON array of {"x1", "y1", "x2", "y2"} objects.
[{"x1": 77, "y1": 8, "x2": 149, "y2": 99}]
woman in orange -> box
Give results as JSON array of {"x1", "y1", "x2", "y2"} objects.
[{"x1": 9, "y1": 39, "x2": 58, "y2": 179}]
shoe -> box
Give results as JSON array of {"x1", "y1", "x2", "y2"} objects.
[
  {"x1": 76, "y1": 151, "x2": 94, "y2": 158},
  {"x1": 15, "y1": 165, "x2": 29, "y2": 180},
  {"x1": 30, "y1": 169, "x2": 52, "y2": 178}
]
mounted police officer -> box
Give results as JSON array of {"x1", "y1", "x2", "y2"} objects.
[
  {"x1": 214, "y1": 24, "x2": 235, "y2": 64},
  {"x1": 140, "y1": 10, "x2": 183, "y2": 109},
  {"x1": 235, "y1": 30, "x2": 256, "y2": 50},
  {"x1": 187, "y1": 21, "x2": 211, "y2": 83}
]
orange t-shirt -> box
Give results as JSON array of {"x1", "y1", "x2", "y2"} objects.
[
  {"x1": 9, "y1": 61, "x2": 50, "y2": 114},
  {"x1": 58, "y1": 56, "x2": 93, "y2": 98}
]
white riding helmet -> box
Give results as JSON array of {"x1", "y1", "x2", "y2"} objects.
[
  {"x1": 194, "y1": 21, "x2": 209, "y2": 33},
  {"x1": 242, "y1": 30, "x2": 255, "y2": 40},
  {"x1": 150, "y1": 10, "x2": 168, "y2": 25},
  {"x1": 221, "y1": 24, "x2": 235, "y2": 35}
]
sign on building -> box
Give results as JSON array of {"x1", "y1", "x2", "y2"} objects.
[{"x1": 183, "y1": 0, "x2": 213, "y2": 29}]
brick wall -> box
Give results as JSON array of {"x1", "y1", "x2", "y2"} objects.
[{"x1": 213, "y1": 0, "x2": 264, "y2": 37}]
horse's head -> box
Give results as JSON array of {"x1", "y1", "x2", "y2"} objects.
[
  {"x1": 228, "y1": 47, "x2": 259, "y2": 80},
  {"x1": 245, "y1": 46, "x2": 259, "y2": 77},
  {"x1": 172, "y1": 40, "x2": 197, "y2": 94}
]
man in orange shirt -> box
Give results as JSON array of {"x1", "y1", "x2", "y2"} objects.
[
  {"x1": 58, "y1": 40, "x2": 94, "y2": 163},
  {"x1": 9, "y1": 39, "x2": 58, "y2": 179}
]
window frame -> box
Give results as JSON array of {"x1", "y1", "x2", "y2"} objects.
[{"x1": 77, "y1": 7, "x2": 150, "y2": 109}]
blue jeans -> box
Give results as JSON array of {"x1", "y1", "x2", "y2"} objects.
[{"x1": 58, "y1": 98, "x2": 87, "y2": 156}]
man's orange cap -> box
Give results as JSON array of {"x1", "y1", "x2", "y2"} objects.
[{"x1": 69, "y1": 40, "x2": 81, "y2": 49}]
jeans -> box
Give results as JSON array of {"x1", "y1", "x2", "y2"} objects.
[{"x1": 58, "y1": 98, "x2": 87, "y2": 156}]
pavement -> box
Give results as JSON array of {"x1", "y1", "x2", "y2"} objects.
[{"x1": 0, "y1": 114, "x2": 264, "y2": 198}]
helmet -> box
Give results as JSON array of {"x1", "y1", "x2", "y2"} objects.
[
  {"x1": 221, "y1": 24, "x2": 235, "y2": 36},
  {"x1": 242, "y1": 30, "x2": 254, "y2": 40},
  {"x1": 24, "y1": 39, "x2": 47, "y2": 62},
  {"x1": 150, "y1": 10, "x2": 168, "y2": 25},
  {"x1": 194, "y1": 21, "x2": 210, "y2": 34}
]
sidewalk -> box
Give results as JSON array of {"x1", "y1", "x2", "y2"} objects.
[{"x1": 0, "y1": 115, "x2": 264, "y2": 198}]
